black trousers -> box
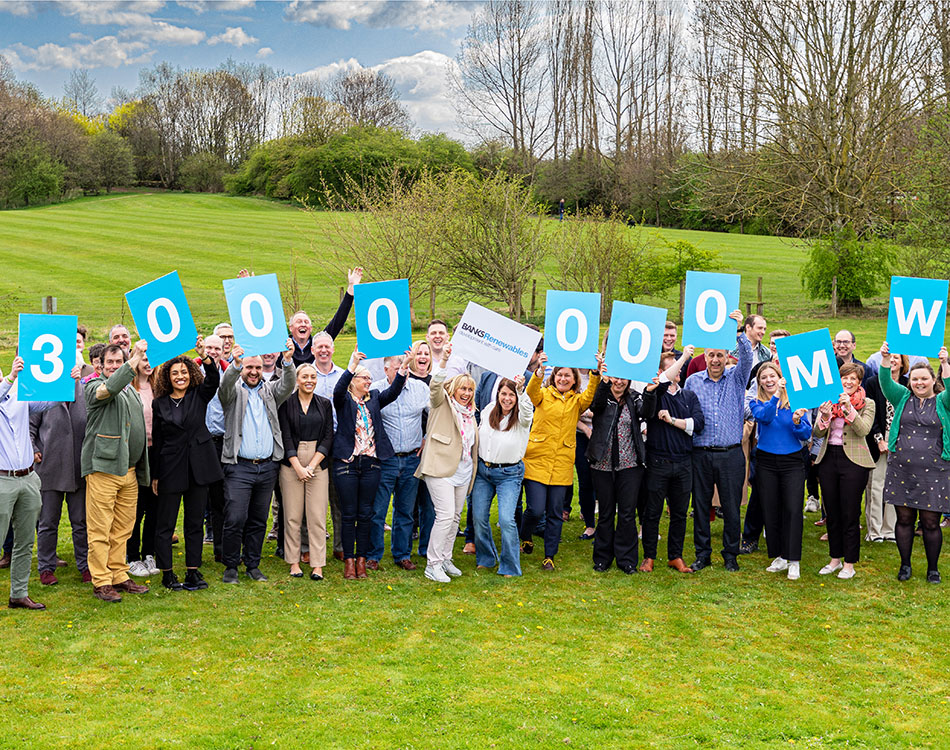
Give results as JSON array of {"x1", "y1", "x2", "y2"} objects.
[
  {"x1": 591, "y1": 466, "x2": 644, "y2": 569},
  {"x1": 155, "y1": 485, "x2": 208, "y2": 570},
  {"x1": 741, "y1": 480, "x2": 764, "y2": 545},
  {"x1": 643, "y1": 456, "x2": 692, "y2": 561},
  {"x1": 691, "y1": 446, "x2": 746, "y2": 563},
  {"x1": 127, "y1": 480, "x2": 157, "y2": 561},
  {"x1": 817, "y1": 446, "x2": 870, "y2": 564},
  {"x1": 755, "y1": 450, "x2": 806, "y2": 562},
  {"x1": 222, "y1": 460, "x2": 278, "y2": 570},
  {"x1": 565, "y1": 432, "x2": 596, "y2": 528}
]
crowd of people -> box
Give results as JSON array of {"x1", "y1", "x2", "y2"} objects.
[{"x1": 1, "y1": 270, "x2": 947, "y2": 611}]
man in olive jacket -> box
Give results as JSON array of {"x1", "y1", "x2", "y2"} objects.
[{"x1": 81, "y1": 341, "x2": 151, "y2": 603}]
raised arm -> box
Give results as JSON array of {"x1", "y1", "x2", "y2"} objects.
[{"x1": 323, "y1": 268, "x2": 361, "y2": 339}]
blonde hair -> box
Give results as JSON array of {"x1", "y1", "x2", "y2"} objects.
[
  {"x1": 296, "y1": 363, "x2": 318, "y2": 379},
  {"x1": 347, "y1": 365, "x2": 372, "y2": 397},
  {"x1": 407, "y1": 340, "x2": 431, "y2": 376},
  {"x1": 445, "y1": 373, "x2": 476, "y2": 401},
  {"x1": 756, "y1": 361, "x2": 789, "y2": 409}
]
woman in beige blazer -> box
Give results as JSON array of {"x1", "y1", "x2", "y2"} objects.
[{"x1": 415, "y1": 343, "x2": 478, "y2": 583}]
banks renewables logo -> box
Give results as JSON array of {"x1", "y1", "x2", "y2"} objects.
[{"x1": 460, "y1": 322, "x2": 531, "y2": 357}]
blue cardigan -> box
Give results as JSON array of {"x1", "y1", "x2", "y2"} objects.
[
  {"x1": 750, "y1": 396, "x2": 812, "y2": 455},
  {"x1": 332, "y1": 370, "x2": 406, "y2": 461}
]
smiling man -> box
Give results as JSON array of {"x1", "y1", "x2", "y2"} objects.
[{"x1": 286, "y1": 268, "x2": 364, "y2": 368}]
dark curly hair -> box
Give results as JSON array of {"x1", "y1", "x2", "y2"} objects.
[{"x1": 153, "y1": 355, "x2": 205, "y2": 398}]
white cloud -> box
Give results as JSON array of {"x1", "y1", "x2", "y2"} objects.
[
  {"x1": 2, "y1": 36, "x2": 151, "y2": 71},
  {"x1": 296, "y1": 56, "x2": 362, "y2": 80},
  {"x1": 53, "y1": 0, "x2": 166, "y2": 27},
  {"x1": 0, "y1": 1, "x2": 36, "y2": 16},
  {"x1": 207, "y1": 26, "x2": 258, "y2": 46},
  {"x1": 177, "y1": 0, "x2": 256, "y2": 11},
  {"x1": 256, "y1": 46, "x2": 274, "y2": 59},
  {"x1": 119, "y1": 21, "x2": 206, "y2": 45},
  {"x1": 285, "y1": 0, "x2": 473, "y2": 32}
]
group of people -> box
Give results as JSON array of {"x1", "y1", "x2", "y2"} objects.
[{"x1": 0, "y1": 275, "x2": 947, "y2": 611}]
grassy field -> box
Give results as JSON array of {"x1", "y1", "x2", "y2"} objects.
[{"x1": 1, "y1": 193, "x2": 944, "y2": 748}]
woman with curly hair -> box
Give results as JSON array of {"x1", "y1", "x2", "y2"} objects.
[{"x1": 150, "y1": 338, "x2": 222, "y2": 591}]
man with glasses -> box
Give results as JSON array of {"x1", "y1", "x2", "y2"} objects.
[{"x1": 833, "y1": 330, "x2": 870, "y2": 385}]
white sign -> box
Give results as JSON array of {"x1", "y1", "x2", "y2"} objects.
[{"x1": 450, "y1": 302, "x2": 542, "y2": 379}]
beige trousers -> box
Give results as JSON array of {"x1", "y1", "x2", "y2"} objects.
[
  {"x1": 86, "y1": 468, "x2": 139, "y2": 588},
  {"x1": 279, "y1": 441, "x2": 329, "y2": 567},
  {"x1": 865, "y1": 453, "x2": 897, "y2": 541}
]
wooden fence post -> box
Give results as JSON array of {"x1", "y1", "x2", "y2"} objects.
[
  {"x1": 531, "y1": 279, "x2": 537, "y2": 317},
  {"x1": 678, "y1": 279, "x2": 685, "y2": 322},
  {"x1": 430, "y1": 285, "x2": 436, "y2": 321},
  {"x1": 831, "y1": 276, "x2": 838, "y2": 318}
]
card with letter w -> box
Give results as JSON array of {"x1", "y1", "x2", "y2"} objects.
[{"x1": 886, "y1": 276, "x2": 949, "y2": 358}]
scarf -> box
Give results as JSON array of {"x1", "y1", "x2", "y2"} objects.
[
  {"x1": 450, "y1": 397, "x2": 476, "y2": 455},
  {"x1": 831, "y1": 386, "x2": 866, "y2": 420}
]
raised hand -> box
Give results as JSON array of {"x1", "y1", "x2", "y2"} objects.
[
  {"x1": 880, "y1": 340, "x2": 889, "y2": 358},
  {"x1": 347, "y1": 267, "x2": 364, "y2": 292},
  {"x1": 535, "y1": 352, "x2": 548, "y2": 377},
  {"x1": 232, "y1": 345, "x2": 245, "y2": 366},
  {"x1": 792, "y1": 408, "x2": 807, "y2": 424},
  {"x1": 195, "y1": 335, "x2": 205, "y2": 359},
  {"x1": 513, "y1": 374, "x2": 525, "y2": 391},
  {"x1": 284, "y1": 337, "x2": 294, "y2": 363},
  {"x1": 682, "y1": 344, "x2": 695, "y2": 359}
]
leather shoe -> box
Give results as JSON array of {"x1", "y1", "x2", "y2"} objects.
[
  {"x1": 355, "y1": 557, "x2": 368, "y2": 579},
  {"x1": 39, "y1": 570, "x2": 58, "y2": 586},
  {"x1": 333, "y1": 550, "x2": 344, "y2": 562},
  {"x1": 668, "y1": 558, "x2": 693, "y2": 573},
  {"x1": 724, "y1": 558, "x2": 740, "y2": 572},
  {"x1": 0, "y1": 553, "x2": 10, "y2": 569},
  {"x1": 55, "y1": 557, "x2": 68, "y2": 568},
  {"x1": 593, "y1": 563, "x2": 609, "y2": 572},
  {"x1": 93, "y1": 585, "x2": 122, "y2": 602},
  {"x1": 9, "y1": 596, "x2": 46, "y2": 610},
  {"x1": 114, "y1": 579, "x2": 149, "y2": 593},
  {"x1": 689, "y1": 558, "x2": 711, "y2": 572},
  {"x1": 395, "y1": 559, "x2": 417, "y2": 571},
  {"x1": 343, "y1": 558, "x2": 357, "y2": 580},
  {"x1": 638, "y1": 558, "x2": 654, "y2": 573},
  {"x1": 463, "y1": 542, "x2": 476, "y2": 555},
  {"x1": 81, "y1": 570, "x2": 92, "y2": 583},
  {"x1": 619, "y1": 565, "x2": 638, "y2": 574},
  {"x1": 897, "y1": 564, "x2": 912, "y2": 581},
  {"x1": 366, "y1": 559, "x2": 380, "y2": 571}
]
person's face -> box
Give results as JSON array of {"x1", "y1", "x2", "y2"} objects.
[
  {"x1": 833, "y1": 331, "x2": 855, "y2": 359},
  {"x1": 203, "y1": 336, "x2": 223, "y2": 361},
  {"x1": 169, "y1": 362, "x2": 190, "y2": 392},
  {"x1": 497, "y1": 384, "x2": 517, "y2": 413},
  {"x1": 218, "y1": 327, "x2": 235, "y2": 355},
  {"x1": 102, "y1": 352, "x2": 125, "y2": 377},
  {"x1": 746, "y1": 317, "x2": 767, "y2": 344},
  {"x1": 454, "y1": 381, "x2": 474, "y2": 407},
  {"x1": 291, "y1": 313, "x2": 312, "y2": 341},
  {"x1": 658, "y1": 358, "x2": 677, "y2": 384},
  {"x1": 841, "y1": 371, "x2": 861, "y2": 395},
  {"x1": 137, "y1": 353, "x2": 151, "y2": 378},
  {"x1": 554, "y1": 368, "x2": 575, "y2": 393},
  {"x1": 261, "y1": 352, "x2": 278, "y2": 369},
  {"x1": 769, "y1": 334, "x2": 787, "y2": 360},
  {"x1": 297, "y1": 368, "x2": 317, "y2": 394},
  {"x1": 413, "y1": 344, "x2": 431, "y2": 374},
  {"x1": 76, "y1": 333, "x2": 85, "y2": 351},
  {"x1": 759, "y1": 367, "x2": 780, "y2": 394},
  {"x1": 242, "y1": 356, "x2": 263, "y2": 386},
  {"x1": 909, "y1": 367, "x2": 936, "y2": 399},
  {"x1": 663, "y1": 327, "x2": 676, "y2": 350},
  {"x1": 427, "y1": 324, "x2": 447, "y2": 350},
  {"x1": 610, "y1": 377, "x2": 630, "y2": 397},
  {"x1": 110, "y1": 327, "x2": 130, "y2": 351},
  {"x1": 706, "y1": 349, "x2": 727, "y2": 379},
  {"x1": 312, "y1": 337, "x2": 334, "y2": 366},
  {"x1": 890, "y1": 354, "x2": 903, "y2": 376},
  {"x1": 351, "y1": 372, "x2": 372, "y2": 397},
  {"x1": 384, "y1": 357, "x2": 402, "y2": 383},
  {"x1": 91, "y1": 356, "x2": 102, "y2": 374}
]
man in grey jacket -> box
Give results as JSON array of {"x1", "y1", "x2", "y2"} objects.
[{"x1": 218, "y1": 340, "x2": 295, "y2": 583}]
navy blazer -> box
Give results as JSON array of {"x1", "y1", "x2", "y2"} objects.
[{"x1": 332, "y1": 370, "x2": 406, "y2": 461}]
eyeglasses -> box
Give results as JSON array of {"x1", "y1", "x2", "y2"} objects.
[
  {"x1": 833, "y1": 339, "x2": 853, "y2": 345},
  {"x1": 219, "y1": 335, "x2": 235, "y2": 340}
]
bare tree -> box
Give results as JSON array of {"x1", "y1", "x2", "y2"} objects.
[
  {"x1": 330, "y1": 69, "x2": 411, "y2": 131},
  {"x1": 64, "y1": 68, "x2": 102, "y2": 117}
]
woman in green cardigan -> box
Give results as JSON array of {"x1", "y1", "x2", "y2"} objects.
[{"x1": 879, "y1": 341, "x2": 950, "y2": 583}]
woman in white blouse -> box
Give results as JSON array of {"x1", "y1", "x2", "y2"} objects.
[{"x1": 471, "y1": 375, "x2": 534, "y2": 577}]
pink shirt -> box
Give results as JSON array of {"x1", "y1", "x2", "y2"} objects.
[{"x1": 817, "y1": 410, "x2": 857, "y2": 446}]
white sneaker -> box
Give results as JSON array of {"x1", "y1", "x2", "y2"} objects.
[
  {"x1": 128, "y1": 560, "x2": 149, "y2": 577},
  {"x1": 787, "y1": 562, "x2": 800, "y2": 580},
  {"x1": 442, "y1": 560, "x2": 462, "y2": 577},
  {"x1": 766, "y1": 556, "x2": 788, "y2": 572},
  {"x1": 424, "y1": 564, "x2": 450, "y2": 583},
  {"x1": 144, "y1": 555, "x2": 160, "y2": 575},
  {"x1": 818, "y1": 561, "x2": 843, "y2": 575},
  {"x1": 804, "y1": 496, "x2": 820, "y2": 513}
]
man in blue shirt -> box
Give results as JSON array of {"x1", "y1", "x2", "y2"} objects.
[
  {"x1": 368, "y1": 354, "x2": 426, "y2": 571},
  {"x1": 684, "y1": 309, "x2": 752, "y2": 572},
  {"x1": 0, "y1": 356, "x2": 75, "y2": 610},
  {"x1": 218, "y1": 342, "x2": 296, "y2": 583}
]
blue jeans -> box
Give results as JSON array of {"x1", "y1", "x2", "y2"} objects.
[
  {"x1": 332, "y1": 456, "x2": 381, "y2": 559},
  {"x1": 416, "y1": 480, "x2": 434, "y2": 556},
  {"x1": 471, "y1": 460, "x2": 524, "y2": 576},
  {"x1": 370, "y1": 454, "x2": 420, "y2": 562},
  {"x1": 222, "y1": 460, "x2": 279, "y2": 570},
  {"x1": 520, "y1": 479, "x2": 569, "y2": 558}
]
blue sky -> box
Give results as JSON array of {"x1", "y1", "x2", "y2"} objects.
[{"x1": 0, "y1": 0, "x2": 478, "y2": 137}]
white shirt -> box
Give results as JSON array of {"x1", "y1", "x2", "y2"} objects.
[{"x1": 477, "y1": 389, "x2": 534, "y2": 465}]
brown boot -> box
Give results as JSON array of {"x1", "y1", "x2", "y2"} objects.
[
  {"x1": 668, "y1": 558, "x2": 693, "y2": 573},
  {"x1": 639, "y1": 558, "x2": 654, "y2": 573},
  {"x1": 355, "y1": 557, "x2": 368, "y2": 579},
  {"x1": 343, "y1": 558, "x2": 357, "y2": 580}
]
